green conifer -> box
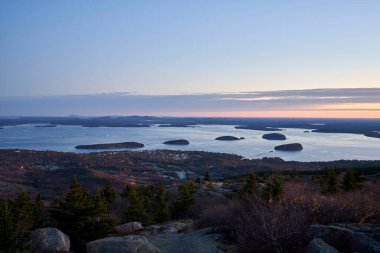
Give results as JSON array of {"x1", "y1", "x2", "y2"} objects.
[
  {"x1": 50, "y1": 176, "x2": 115, "y2": 252},
  {"x1": 240, "y1": 173, "x2": 257, "y2": 197},
  {"x1": 102, "y1": 180, "x2": 116, "y2": 204},
  {"x1": 324, "y1": 169, "x2": 340, "y2": 194},
  {"x1": 261, "y1": 172, "x2": 284, "y2": 202},
  {"x1": 154, "y1": 185, "x2": 170, "y2": 223},
  {"x1": 342, "y1": 169, "x2": 364, "y2": 191},
  {"x1": 204, "y1": 171, "x2": 211, "y2": 182},
  {"x1": 0, "y1": 200, "x2": 17, "y2": 252},
  {"x1": 172, "y1": 182, "x2": 195, "y2": 218},
  {"x1": 123, "y1": 185, "x2": 150, "y2": 224}
]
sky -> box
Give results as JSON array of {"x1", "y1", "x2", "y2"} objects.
[{"x1": 0, "y1": 1, "x2": 380, "y2": 117}]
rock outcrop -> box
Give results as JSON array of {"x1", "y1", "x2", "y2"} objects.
[
  {"x1": 137, "y1": 220, "x2": 193, "y2": 237},
  {"x1": 148, "y1": 228, "x2": 223, "y2": 253},
  {"x1": 262, "y1": 133, "x2": 286, "y2": 140},
  {"x1": 86, "y1": 235, "x2": 160, "y2": 253},
  {"x1": 115, "y1": 222, "x2": 144, "y2": 234},
  {"x1": 163, "y1": 139, "x2": 190, "y2": 145},
  {"x1": 274, "y1": 143, "x2": 303, "y2": 151},
  {"x1": 29, "y1": 227, "x2": 70, "y2": 253},
  {"x1": 306, "y1": 238, "x2": 340, "y2": 253},
  {"x1": 306, "y1": 224, "x2": 380, "y2": 253}
]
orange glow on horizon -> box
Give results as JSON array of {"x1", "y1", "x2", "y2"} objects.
[
  {"x1": 319, "y1": 103, "x2": 380, "y2": 110},
  {"x1": 151, "y1": 110, "x2": 380, "y2": 118}
]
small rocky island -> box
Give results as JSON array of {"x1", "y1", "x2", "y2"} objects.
[
  {"x1": 75, "y1": 142, "x2": 144, "y2": 150},
  {"x1": 215, "y1": 136, "x2": 244, "y2": 141},
  {"x1": 274, "y1": 143, "x2": 303, "y2": 151},
  {"x1": 163, "y1": 139, "x2": 190, "y2": 145},
  {"x1": 35, "y1": 124, "x2": 57, "y2": 128},
  {"x1": 262, "y1": 133, "x2": 286, "y2": 140}
]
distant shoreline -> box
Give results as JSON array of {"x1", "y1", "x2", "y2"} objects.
[{"x1": 1, "y1": 116, "x2": 379, "y2": 138}]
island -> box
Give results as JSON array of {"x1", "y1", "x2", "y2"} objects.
[
  {"x1": 163, "y1": 139, "x2": 190, "y2": 145},
  {"x1": 262, "y1": 133, "x2": 286, "y2": 140},
  {"x1": 158, "y1": 124, "x2": 193, "y2": 128},
  {"x1": 215, "y1": 136, "x2": 244, "y2": 141},
  {"x1": 274, "y1": 143, "x2": 303, "y2": 151},
  {"x1": 35, "y1": 124, "x2": 57, "y2": 128},
  {"x1": 75, "y1": 142, "x2": 144, "y2": 150},
  {"x1": 235, "y1": 125, "x2": 283, "y2": 131},
  {"x1": 364, "y1": 132, "x2": 380, "y2": 139}
]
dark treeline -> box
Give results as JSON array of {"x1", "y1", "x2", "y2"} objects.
[
  {"x1": 0, "y1": 166, "x2": 377, "y2": 253},
  {"x1": 0, "y1": 176, "x2": 197, "y2": 253}
]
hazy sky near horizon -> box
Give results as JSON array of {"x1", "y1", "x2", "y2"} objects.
[
  {"x1": 1, "y1": 88, "x2": 379, "y2": 118},
  {"x1": 1, "y1": 1, "x2": 380, "y2": 97}
]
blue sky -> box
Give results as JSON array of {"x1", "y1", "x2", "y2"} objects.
[{"x1": 1, "y1": 1, "x2": 380, "y2": 97}]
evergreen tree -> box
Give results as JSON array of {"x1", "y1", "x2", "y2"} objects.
[
  {"x1": 50, "y1": 176, "x2": 115, "y2": 252},
  {"x1": 172, "y1": 182, "x2": 195, "y2": 218},
  {"x1": 239, "y1": 173, "x2": 257, "y2": 197},
  {"x1": 0, "y1": 199, "x2": 17, "y2": 252},
  {"x1": 12, "y1": 191, "x2": 35, "y2": 250},
  {"x1": 122, "y1": 185, "x2": 150, "y2": 224},
  {"x1": 261, "y1": 172, "x2": 284, "y2": 202},
  {"x1": 102, "y1": 180, "x2": 116, "y2": 204},
  {"x1": 32, "y1": 194, "x2": 45, "y2": 229},
  {"x1": 154, "y1": 185, "x2": 170, "y2": 223},
  {"x1": 204, "y1": 171, "x2": 211, "y2": 182},
  {"x1": 342, "y1": 169, "x2": 364, "y2": 191},
  {"x1": 0, "y1": 191, "x2": 45, "y2": 252},
  {"x1": 321, "y1": 168, "x2": 340, "y2": 194}
]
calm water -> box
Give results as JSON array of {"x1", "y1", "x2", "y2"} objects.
[{"x1": 0, "y1": 124, "x2": 379, "y2": 162}]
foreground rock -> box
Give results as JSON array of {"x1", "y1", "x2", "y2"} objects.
[
  {"x1": 29, "y1": 227, "x2": 70, "y2": 253},
  {"x1": 163, "y1": 139, "x2": 190, "y2": 145},
  {"x1": 274, "y1": 143, "x2": 303, "y2": 151},
  {"x1": 215, "y1": 136, "x2": 244, "y2": 141},
  {"x1": 137, "y1": 220, "x2": 193, "y2": 237},
  {"x1": 115, "y1": 222, "x2": 144, "y2": 234},
  {"x1": 86, "y1": 235, "x2": 160, "y2": 253},
  {"x1": 306, "y1": 224, "x2": 380, "y2": 253},
  {"x1": 148, "y1": 228, "x2": 223, "y2": 253},
  {"x1": 262, "y1": 133, "x2": 286, "y2": 140},
  {"x1": 307, "y1": 238, "x2": 340, "y2": 253},
  {"x1": 75, "y1": 142, "x2": 144, "y2": 149}
]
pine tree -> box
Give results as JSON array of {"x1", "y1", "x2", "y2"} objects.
[
  {"x1": 239, "y1": 173, "x2": 257, "y2": 197},
  {"x1": 261, "y1": 172, "x2": 284, "y2": 202},
  {"x1": 32, "y1": 193, "x2": 45, "y2": 229},
  {"x1": 154, "y1": 185, "x2": 170, "y2": 223},
  {"x1": 204, "y1": 171, "x2": 211, "y2": 182},
  {"x1": 0, "y1": 199, "x2": 17, "y2": 252},
  {"x1": 172, "y1": 182, "x2": 195, "y2": 218},
  {"x1": 102, "y1": 180, "x2": 116, "y2": 204},
  {"x1": 12, "y1": 191, "x2": 35, "y2": 250},
  {"x1": 322, "y1": 169, "x2": 340, "y2": 194},
  {"x1": 0, "y1": 192, "x2": 47, "y2": 252},
  {"x1": 123, "y1": 185, "x2": 150, "y2": 224},
  {"x1": 342, "y1": 169, "x2": 364, "y2": 191},
  {"x1": 50, "y1": 176, "x2": 115, "y2": 252}
]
